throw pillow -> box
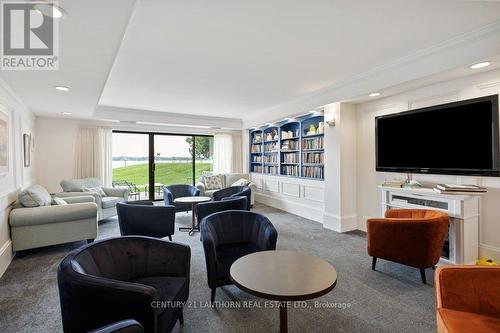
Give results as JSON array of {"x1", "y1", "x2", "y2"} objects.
[
  {"x1": 18, "y1": 184, "x2": 52, "y2": 207},
  {"x1": 232, "y1": 178, "x2": 251, "y2": 187},
  {"x1": 83, "y1": 187, "x2": 106, "y2": 197},
  {"x1": 204, "y1": 174, "x2": 224, "y2": 190},
  {"x1": 52, "y1": 197, "x2": 68, "y2": 205}
]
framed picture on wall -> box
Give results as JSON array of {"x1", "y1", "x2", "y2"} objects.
[
  {"x1": 23, "y1": 133, "x2": 31, "y2": 167},
  {"x1": 0, "y1": 107, "x2": 8, "y2": 174}
]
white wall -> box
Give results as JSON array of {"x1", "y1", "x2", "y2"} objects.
[
  {"x1": 0, "y1": 80, "x2": 36, "y2": 277},
  {"x1": 356, "y1": 68, "x2": 500, "y2": 261}
]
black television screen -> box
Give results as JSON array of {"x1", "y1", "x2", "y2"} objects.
[{"x1": 375, "y1": 95, "x2": 499, "y2": 176}]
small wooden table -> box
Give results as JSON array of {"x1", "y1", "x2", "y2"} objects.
[
  {"x1": 174, "y1": 196, "x2": 211, "y2": 235},
  {"x1": 230, "y1": 250, "x2": 337, "y2": 333}
]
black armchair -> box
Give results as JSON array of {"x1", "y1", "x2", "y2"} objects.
[
  {"x1": 116, "y1": 202, "x2": 176, "y2": 241},
  {"x1": 57, "y1": 236, "x2": 190, "y2": 333},
  {"x1": 213, "y1": 186, "x2": 251, "y2": 210},
  {"x1": 163, "y1": 185, "x2": 200, "y2": 212},
  {"x1": 89, "y1": 320, "x2": 143, "y2": 333},
  {"x1": 196, "y1": 196, "x2": 247, "y2": 224},
  {"x1": 200, "y1": 210, "x2": 278, "y2": 302}
]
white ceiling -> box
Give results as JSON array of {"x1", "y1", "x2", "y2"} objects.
[{"x1": 1, "y1": 0, "x2": 500, "y2": 125}]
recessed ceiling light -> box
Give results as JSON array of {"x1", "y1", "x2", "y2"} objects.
[
  {"x1": 54, "y1": 86, "x2": 70, "y2": 91},
  {"x1": 33, "y1": 3, "x2": 65, "y2": 18},
  {"x1": 369, "y1": 92, "x2": 381, "y2": 97},
  {"x1": 61, "y1": 112, "x2": 72, "y2": 115},
  {"x1": 470, "y1": 62, "x2": 491, "y2": 69}
]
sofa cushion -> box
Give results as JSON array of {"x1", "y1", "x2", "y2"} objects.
[
  {"x1": 101, "y1": 196, "x2": 124, "y2": 209},
  {"x1": 83, "y1": 186, "x2": 106, "y2": 197},
  {"x1": 204, "y1": 174, "x2": 224, "y2": 190},
  {"x1": 18, "y1": 185, "x2": 52, "y2": 207},
  {"x1": 60, "y1": 178, "x2": 103, "y2": 192},
  {"x1": 52, "y1": 197, "x2": 68, "y2": 205},
  {"x1": 231, "y1": 178, "x2": 252, "y2": 187},
  {"x1": 225, "y1": 173, "x2": 250, "y2": 187},
  {"x1": 437, "y1": 308, "x2": 500, "y2": 333}
]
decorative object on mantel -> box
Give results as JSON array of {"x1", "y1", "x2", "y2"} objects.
[
  {"x1": 477, "y1": 258, "x2": 497, "y2": 266},
  {"x1": 381, "y1": 180, "x2": 405, "y2": 188},
  {"x1": 433, "y1": 183, "x2": 487, "y2": 195},
  {"x1": 23, "y1": 133, "x2": 31, "y2": 167},
  {"x1": 0, "y1": 107, "x2": 8, "y2": 174}
]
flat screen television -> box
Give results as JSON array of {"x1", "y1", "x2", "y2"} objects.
[{"x1": 375, "y1": 95, "x2": 499, "y2": 177}]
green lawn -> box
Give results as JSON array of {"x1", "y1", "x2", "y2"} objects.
[{"x1": 113, "y1": 163, "x2": 212, "y2": 189}]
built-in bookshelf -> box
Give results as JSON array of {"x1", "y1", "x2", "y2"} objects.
[
  {"x1": 249, "y1": 130, "x2": 263, "y2": 173},
  {"x1": 249, "y1": 113, "x2": 324, "y2": 180}
]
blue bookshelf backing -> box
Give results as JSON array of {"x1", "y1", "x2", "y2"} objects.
[{"x1": 249, "y1": 113, "x2": 324, "y2": 180}]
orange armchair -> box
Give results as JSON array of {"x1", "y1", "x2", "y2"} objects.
[
  {"x1": 367, "y1": 209, "x2": 448, "y2": 283},
  {"x1": 435, "y1": 266, "x2": 500, "y2": 333}
]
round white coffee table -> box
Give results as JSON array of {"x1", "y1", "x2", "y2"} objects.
[
  {"x1": 174, "y1": 196, "x2": 211, "y2": 235},
  {"x1": 230, "y1": 250, "x2": 337, "y2": 333}
]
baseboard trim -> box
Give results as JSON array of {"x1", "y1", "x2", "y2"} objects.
[
  {"x1": 323, "y1": 212, "x2": 358, "y2": 233},
  {"x1": 255, "y1": 192, "x2": 324, "y2": 223},
  {"x1": 0, "y1": 239, "x2": 13, "y2": 278},
  {"x1": 479, "y1": 243, "x2": 500, "y2": 262}
]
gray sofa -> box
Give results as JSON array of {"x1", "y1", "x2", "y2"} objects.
[
  {"x1": 57, "y1": 177, "x2": 129, "y2": 221},
  {"x1": 195, "y1": 173, "x2": 256, "y2": 205},
  {"x1": 9, "y1": 185, "x2": 98, "y2": 251}
]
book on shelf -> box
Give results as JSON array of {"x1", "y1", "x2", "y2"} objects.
[
  {"x1": 252, "y1": 165, "x2": 263, "y2": 173},
  {"x1": 282, "y1": 152, "x2": 299, "y2": 163},
  {"x1": 436, "y1": 184, "x2": 486, "y2": 192},
  {"x1": 433, "y1": 188, "x2": 486, "y2": 195},
  {"x1": 281, "y1": 140, "x2": 298, "y2": 150},
  {"x1": 264, "y1": 165, "x2": 279, "y2": 175},
  {"x1": 263, "y1": 154, "x2": 278, "y2": 163},
  {"x1": 264, "y1": 142, "x2": 279, "y2": 152},
  {"x1": 382, "y1": 180, "x2": 405, "y2": 188},
  {"x1": 302, "y1": 152, "x2": 323, "y2": 164}
]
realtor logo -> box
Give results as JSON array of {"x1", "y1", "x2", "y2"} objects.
[{"x1": 1, "y1": 1, "x2": 59, "y2": 70}]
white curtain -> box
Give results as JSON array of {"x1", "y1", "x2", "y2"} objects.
[
  {"x1": 73, "y1": 127, "x2": 113, "y2": 186},
  {"x1": 213, "y1": 132, "x2": 243, "y2": 173}
]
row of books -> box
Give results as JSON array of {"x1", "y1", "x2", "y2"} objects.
[
  {"x1": 263, "y1": 154, "x2": 278, "y2": 163},
  {"x1": 282, "y1": 165, "x2": 299, "y2": 177},
  {"x1": 302, "y1": 152, "x2": 323, "y2": 164},
  {"x1": 264, "y1": 165, "x2": 279, "y2": 175},
  {"x1": 251, "y1": 145, "x2": 262, "y2": 153},
  {"x1": 433, "y1": 184, "x2": 487, "y2": 195},
  {"x1": 302, "y1": 137, "x2": 323, "y2": 150},
  {"x1": 281, "y1": 140, "x2": 299, "y2": 151},
  {"x1": 251, "y1": 155, "x2": 262, "y2": 163},
  {"x1": 302, "y1": 166, "x2": 324, "y2": 179},
  {"x1": 282, "y1": 152, "x2": 299, "y2": 163},
  {"x1": 264, "y1": 142, "x2": 279, "y2": 152},
  {"x1": 252, "y1": 165, "x2": 262, "y2": 173}
]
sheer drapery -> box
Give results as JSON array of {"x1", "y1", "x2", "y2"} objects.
[
  {"x1": 213, "y1": 132, "x2": 243, "y2": 173},
  {"x1": 73, "y1": 127, "x2": 113, "y2": 186}
]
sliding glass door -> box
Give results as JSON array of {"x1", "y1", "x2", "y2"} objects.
[{"x1": 112, "y1": 131, "x2": 213, "y2": 201}]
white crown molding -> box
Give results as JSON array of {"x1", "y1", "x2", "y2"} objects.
[
  {"x1": 243, "y1": 20, "x2": 500, "y2": 127},
  {"x1": 0, "y1": 77, "x2": 33, "y2": 120}
]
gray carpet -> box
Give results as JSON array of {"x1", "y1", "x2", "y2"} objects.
[{"x1": 0, "y1": 204, "x2": 436, "y2": 333}]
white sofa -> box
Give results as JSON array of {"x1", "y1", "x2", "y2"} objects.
[
  {"x1": 56, "y1": 177, "x2": 129, "y2": 221},
  {"x1": 195, "y1": 172, "x2": 256, "y2": 205},
  {"x1": 9, "y1": 185, "x2": 98, "y2": 251}
]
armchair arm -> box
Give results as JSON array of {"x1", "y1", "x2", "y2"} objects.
[
  {"x1": 163, "y1": 187, "x2": 173, "y2": 205},
  {"x1": 200, "y1": 229, "x2": 218, "y2": 288},
  {"x1": 189, "y1": 186, "x2": 201, "y2": 197},
  {"x1": 103, "y1": 187, "x2": 129, "y2": 200},
  {"x1": 195, "y1": 182, "x2": 206, "y2": 196},
  {"x1": 89, "y1": 320, "x2": 143, "y2": 333},
  {"x1": 256, "y1": 220, "x2": 278, "y2": 250},
  {"x1": 10, "y1": 203, "x2": 98, "y2": 227},
  {"x1": 58, "y1": 268, "x2": 157, "y2": 333},
  {"x1": 56, "y1": 191, "x2": 102, "y2": 206},
  {"x1": 435, "y1": 266, "x2": 500, "y2": 318},
  {"x1": 62, "y1": 196, "x2": 95, "y2": 204}
]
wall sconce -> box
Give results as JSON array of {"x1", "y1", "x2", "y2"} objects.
[{"x1": 325, "y1": 113, "x2": 336, "y2": 127}]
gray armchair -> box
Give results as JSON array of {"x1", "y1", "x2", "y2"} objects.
[{"x1": 57, "y1": 177, "x2": 129, "y2": 220}]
